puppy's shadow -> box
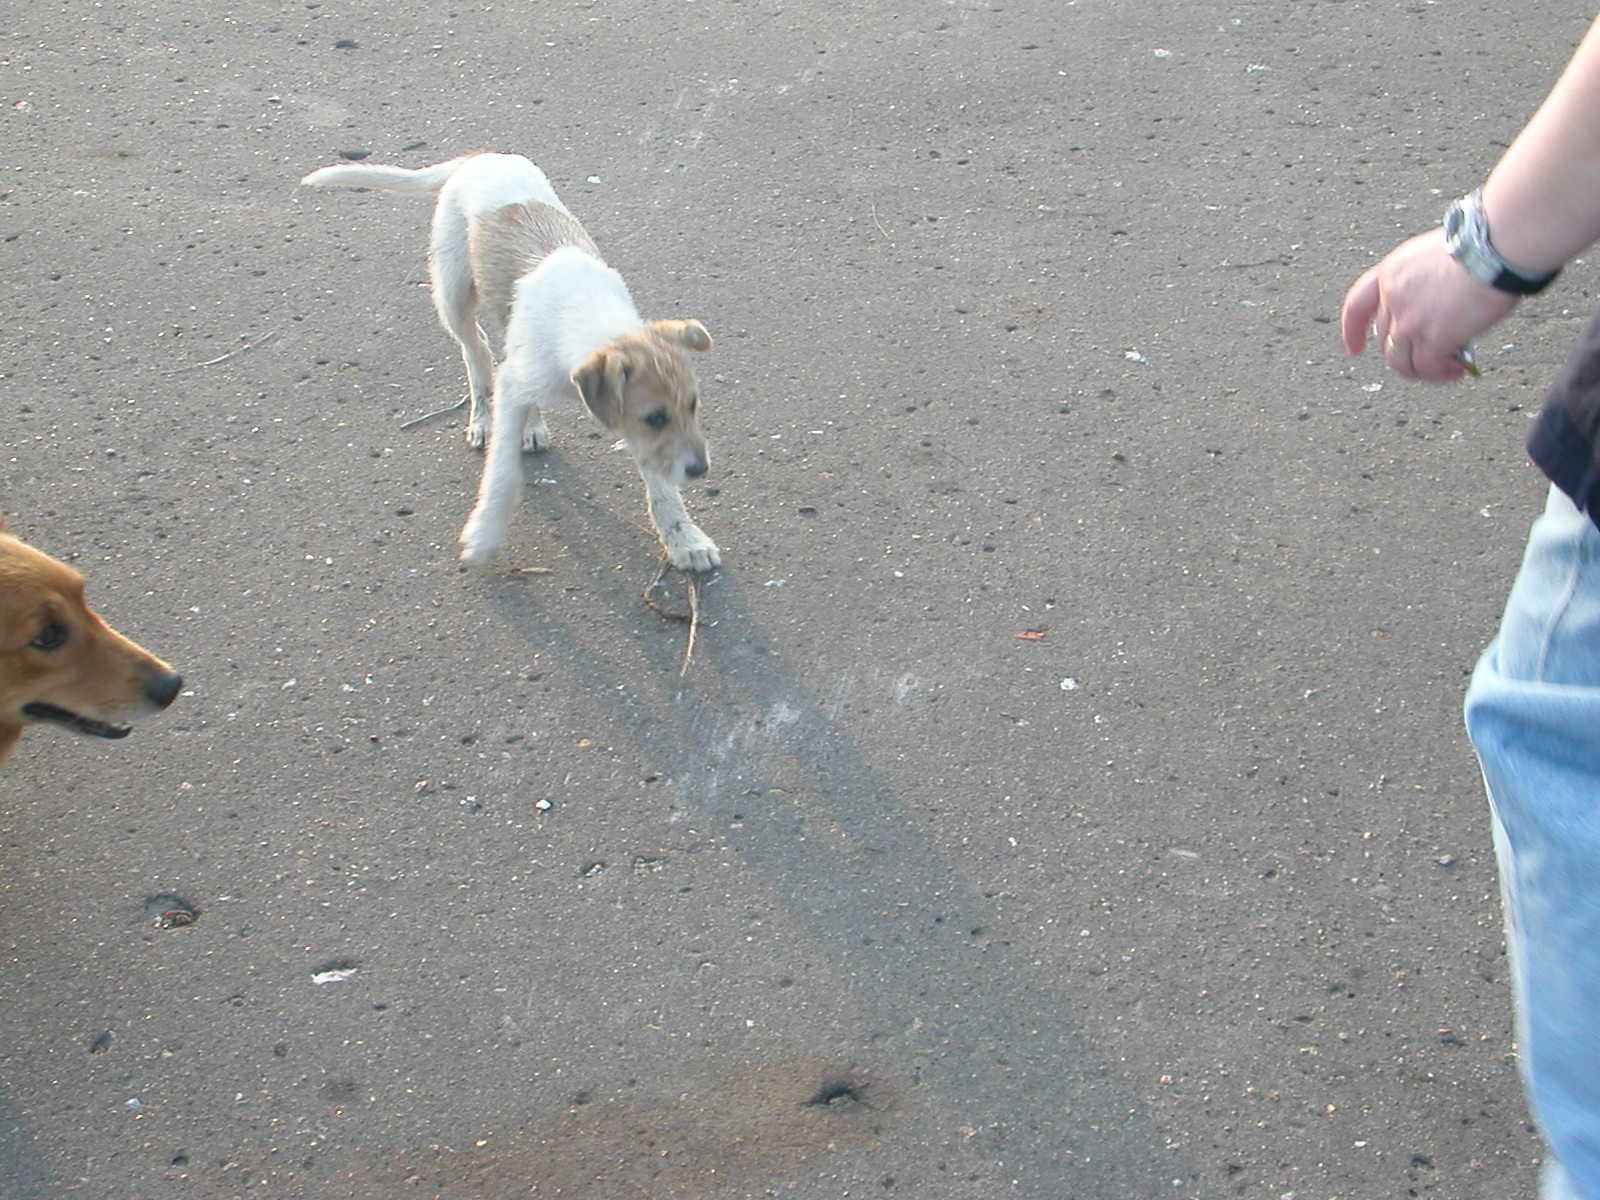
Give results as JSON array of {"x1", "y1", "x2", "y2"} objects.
[
  {"x1": 471, "y1": 505, "x2": 1188, "y2": 1198},
  {"x1": 481, "y1": 433, "x2": 651, "y2": 556},
  {"x1": 0, "y1": 1088, "x2": 52, "y2": 1199}
]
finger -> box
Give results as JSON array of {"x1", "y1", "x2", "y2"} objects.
[
  {"x1": 1340, "y1": 269, "x2": 1381, "y2": 355},
  {"x1": 1382, "y1": 332, "x2": 1418, "y2": 380},
  {"x1": 1412, "y1": 345, "x2": 1469, "y2": 384}
]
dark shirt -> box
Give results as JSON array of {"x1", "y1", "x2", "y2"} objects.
[{"x1": 1530, "y1": 306, "x2": 1600, "y2": 526}]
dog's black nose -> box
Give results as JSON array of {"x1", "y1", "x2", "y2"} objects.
[
  {"x1": 685, "y1": 459, "x2": 708, "y2": 479},
  {"x1": 146, "y1": 671, "x2": 183, "y2": 709}
]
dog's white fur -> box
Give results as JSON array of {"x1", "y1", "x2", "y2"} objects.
[{"x1": 300, "y1": 152, "x2": 720, "y2": 571}]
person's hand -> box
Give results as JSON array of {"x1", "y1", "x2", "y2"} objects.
[{"x1": 1341, "y1": 229, "x2": 1519, "y2": 381}]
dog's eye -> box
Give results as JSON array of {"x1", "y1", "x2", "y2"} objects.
[
  {"x1": 644, "y1": 410, "x2": 670, "y2": 430},
  {"x1": 30, "y1": 621, "x2": 68, "y2": 652}
]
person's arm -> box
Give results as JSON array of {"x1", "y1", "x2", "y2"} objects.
[
  {"x1": 1482, "y1": 13, "x2": 1600, "y2": 275},
  {"x1": 1342, "y1": 12, "x2": 1600, "y2": 382}
]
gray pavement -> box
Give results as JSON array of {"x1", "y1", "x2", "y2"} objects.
[{"x1": 2, "y1": 1, "x2": 1587, "y2": 1196}]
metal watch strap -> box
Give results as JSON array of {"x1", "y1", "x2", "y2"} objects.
[{"x1": 1445, "y1": 190, "x2": 1561, "y2": 296}]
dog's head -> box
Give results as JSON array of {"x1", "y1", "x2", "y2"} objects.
[
  {"x1": 570, "y1": 318, "x2": 713, "y2": 484},
  {"x1": 0, "y1": 528, "x2": 182, "y2": 760}
]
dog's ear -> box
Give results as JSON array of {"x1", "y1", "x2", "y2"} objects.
[
  {"x1": 571, "y1": 348, "x2": 627, "y2": 427},
  {"x1": 651, "y1": 319, "x2": 712, "y2": 353}
]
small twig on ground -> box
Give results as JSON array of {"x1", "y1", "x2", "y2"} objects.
[
  {"x1": 681, "y1": 572, "x2": 700, "y2": 677},
  {"x1": 870, "y1": 201, "x2": 892, "y2": 242},
  {"x1": 161, "y1": 330, "x2": 278, "y2": 374},
  {"x1": 400, "y1": 396, "x2": 468, "y2": 430},
  {"x1": 642, "y1": 557, "x2": 702, "y2": 676},
  {"x1": 643, "y1": 558, "x2": 689, "y2": 619},
  {"x1": 1219, "y1": 256, "x2": 1291, "y2": 270}
]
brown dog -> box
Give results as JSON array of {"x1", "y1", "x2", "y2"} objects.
[{"x1": 0, "y1": 522, "x2": 181, "y2": 763}]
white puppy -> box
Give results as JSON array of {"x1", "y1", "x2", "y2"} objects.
[{"x1": 300, "y1": 152, "x2": 720, "y2": 571}]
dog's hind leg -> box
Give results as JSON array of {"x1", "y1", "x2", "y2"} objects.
[
  {"x1": 459, "y1": 374, "x2": 537, "y2": 566},
  {"x1": 428, "y1": 206, "x2": 496, "y2": 447}
]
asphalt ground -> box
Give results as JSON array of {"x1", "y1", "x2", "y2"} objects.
[{"x1": 3, "y1": 2, "x2": 1595, "y2": 1197}]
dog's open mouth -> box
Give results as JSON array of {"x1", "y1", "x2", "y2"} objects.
[{"x1": 21, "y1": 702, "x2": 132, "y2": 739}]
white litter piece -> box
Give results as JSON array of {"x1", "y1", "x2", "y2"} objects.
[{"x1": 311, "y1": 968, "x2": 358, "y2": 985}]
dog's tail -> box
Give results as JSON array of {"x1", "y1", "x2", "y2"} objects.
[{"x1": 299, "y1": 155, "x2": 477, "y2": 194}]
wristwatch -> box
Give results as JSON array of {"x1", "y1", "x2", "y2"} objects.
[{"x1": 1444, "y1": 189, "x2": 1560, "y2": 295}]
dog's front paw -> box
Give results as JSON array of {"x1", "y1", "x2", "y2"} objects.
[
  {"x1": 664, "y1": 527, "x2": 720, "y2": 573},
  {"x1": 459, "y1": 521, "x2": 503, "y2": 568},
  {"x1": 522, "y1": 418, "x2": 550, "y2": 453},
  {"x1": 465, "y1": 420, "x2": 488, "y2": 450}
]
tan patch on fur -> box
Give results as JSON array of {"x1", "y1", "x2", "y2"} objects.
[
  {"x1": 0, "y1": 532, "x2": 179, "y2": 763},
  {"x1": 468, "y1": 202, "x2": 602, "y2": 328}
]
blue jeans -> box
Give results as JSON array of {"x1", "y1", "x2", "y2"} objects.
[{"x1": 1466, "y1": 486, "x2": 1600, "y2": 1200}]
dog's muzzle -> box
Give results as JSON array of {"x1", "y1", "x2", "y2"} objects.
[{"x1": 20, "y1": 669, "x2": 183, "y2": 739}]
